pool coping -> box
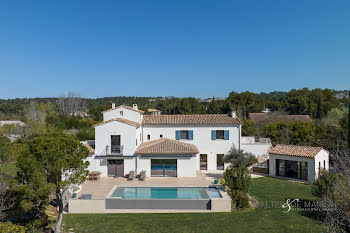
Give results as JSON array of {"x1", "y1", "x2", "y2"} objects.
[{"x1": 69, "y1": 185, "x2": 232, "y2": 213}]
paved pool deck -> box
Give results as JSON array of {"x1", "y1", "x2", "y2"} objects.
[{"x1": 77, "y1": 171, "x2": 267, "y2": 199}]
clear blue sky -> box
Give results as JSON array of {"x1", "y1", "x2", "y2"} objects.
[{"x1": 0, "y1": 0, "x2": 349, "y2": 99}]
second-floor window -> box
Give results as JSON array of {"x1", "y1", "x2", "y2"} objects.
[
  {"x1": 111, "y1": 135, "x2": 121, "y2": 153},
  {"x1": 147, "y1": 135, "x2": 151, "y2": 140},
  {"x1": 211, "y1": 130, "x2": 229, "y2": 140},
  {"x1": 175, "y1": 130, "x2": 193, "y2": 140},
  {"x1": 216, "y1": 130, "x2": 225, "y2": 139},
  {"x1": 120, "y1": 111, "x2": 123, "y2": 116}
]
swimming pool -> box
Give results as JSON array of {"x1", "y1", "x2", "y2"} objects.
[
  {"x1": 110, "y1": 187, "x2": 222, "y2": 199},
  {"x1": 105, "y1": 186, "x2": 224, "y2": 210}
]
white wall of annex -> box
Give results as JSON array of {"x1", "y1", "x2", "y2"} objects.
[
  {"x1": 269, "y1": 154, "x2": 315, "y2": 183},
  {"x1": 241, "y1": 144, "x2": 271, "y2": 157},
  {"x1": 314, "y1": 149, "x2": 329, "y2": 179}
]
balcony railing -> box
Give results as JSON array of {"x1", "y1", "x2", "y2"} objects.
[{"x1": 105, "y1": 145, "x2": 123, "y2": 155}]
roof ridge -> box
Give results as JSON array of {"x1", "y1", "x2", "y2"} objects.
[
  {"x1": 144, "y1": 114, "x2": 230, "y2": 116},
  {"x1": 275, "y1": 144, "x2": 323, "y2": 149},
  {"x1": 93, "y1": 118, "x2": 140, "y2": 127},
  {"x1": 136, "y1": 138, "x2": 199, "y2": 155},
  {"x1": 102, "y1": 105, "x2": 145, "y2": 114}
]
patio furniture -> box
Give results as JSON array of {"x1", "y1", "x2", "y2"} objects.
[
  {"x1": 79, "y1": 194, "x2": 92, "y2": 200},
  {"x1": 127, "y1": 171, "x2": 135, "y2": 181},
  {"x1": 139, "y1": 170, "x2": 146, "y2": 181},
  {"x1": 88, "y1": 171, "x2": 102, "y2": 180}
]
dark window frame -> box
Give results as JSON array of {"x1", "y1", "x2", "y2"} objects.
[
  {"x1": 180, "y1": 130, "x2": 190, "y2": 140},
  {"x1": 216, "y1": 130, "x2": 225, "y2": 140}
]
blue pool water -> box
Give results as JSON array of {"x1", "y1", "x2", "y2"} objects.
[{"x1": 111, "y1": 187, "x2": 222, "y2": 199}]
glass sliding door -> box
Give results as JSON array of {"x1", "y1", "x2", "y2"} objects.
[
  {"x1": 285, "y1": 160, "x2": 298, "y2": 178},
  {"x1": 151, "y1": 159, "x2": 177, "y2": 177},
  {"x1": 200, "y1": 154, "x2": 207, "y2": 170},
  {"x1": 276, "y1": 159, "x2": 285, "y2": 177},
  {"x1": 151, "y1": 159, "x2": 163, "y2": 177},
  {"x1": 164, "y1": 159, "x2": 177, "y2": 177},
  {"x1": 217, "y1": 154, "x2": 224, "y2": 170},
  {"x1": 276, "y1": 159, "x2": 308, "y2": 181},
  {"x1": 300, "y1": 162, "x2": 308, "y2": 180}
]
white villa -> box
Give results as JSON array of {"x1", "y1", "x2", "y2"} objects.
[
  {"x1": 85, "y1": 103, "x2": 328, "y2": 182},
  {"x1": 87, "y1": 103, "x2": 244, "y2": 178}
]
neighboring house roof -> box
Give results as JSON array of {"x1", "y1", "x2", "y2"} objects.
[
  {"x1": 93, "y1": 118, "x2": 141, "y2": 128},
  {"x1": 147, "y1": 109, "x2": 161, "y2": 112},
  {"x1": 269, "y1": 144, "x2": 324, "y2": 158},
  {"x1": 136, "y1": 138, "x2": 199, "y2": 155},
  {"x1": 248, "y1": 113, "x2": 268, "y2": 123},
  {"x1": 249, "y1": 113, "x2": 312, "y2": 124},
  {"x1": 75, "y1": 111, "x2": 87, "y2": 115},
  {"x1": 102, "y1": 105, "x2": 145, "y2": 114},
  {"x1": 83, "y1": 144, "x2": 95, "y2": 154},
  {"x1": 142, "y1": 114, "x2": 240, "y2": 125}
]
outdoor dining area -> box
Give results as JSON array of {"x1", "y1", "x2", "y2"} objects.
[{"x1": 88, "y1": 171, "x2": 102, "y2": 180}]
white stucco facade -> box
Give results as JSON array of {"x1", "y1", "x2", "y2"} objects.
[
  {"x1": 142, "y1": 125, "x2": 240, "y2": 171},
  {"x1": 86, "y1": 105, "x2": 242, "y2": 178},
  {"x1": 103, "y1": 106, "x2": 143, "y2": 123},
  {"x1": 241, "y1": 136, "x2": 271, "y2": 160}
]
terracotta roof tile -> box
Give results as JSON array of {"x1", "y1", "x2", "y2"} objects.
[
  {"x1": 142, "y1": 114, "x2": 240, "y2": 125},
  {"x1": 94, "y1": 118, "x2": 141, "y2": 128},
  {"x1": 102, "y1": 105, "x2": 145, "y2": 114},
  {"x1": 136, "y1": 138, "x2": 199, "y2": 155},
  {"x1": 269, "y1": 144, "x2": 324, "y2": 158},
  {"x1": 83, "y1": 144, "x2": 95, "y2": 154},
  {"x1": 147, "y1": 109, "x2": 161, "y2": 112}
]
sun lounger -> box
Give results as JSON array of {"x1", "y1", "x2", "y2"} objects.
[
  {"x1": 139, "y1": 170, "x2": 146, "y2": 181},
  {"x1": 127, "y1": 171, "x2": 135, "y2": 181}
]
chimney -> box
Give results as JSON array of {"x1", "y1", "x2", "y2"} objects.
[
  {"x1": 112, "y1": 103, "x2": 115, "y2": 109},
  {"x1": 229, "y1": 111, "x2": 236, "y2": 118},
  {"x1": 133, "y1": 104, "x2": 138, "y2": 110}
]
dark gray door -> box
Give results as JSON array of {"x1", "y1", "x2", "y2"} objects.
[
  {"x1": 116, "y1": 160, "x2": 124, "y2": 177},
  {"x1": 108, "y1": 160, "x2": 116, "y2": 176},
  {"x1": 108, "y1": 159, "x2": 124, "y2": 177}
]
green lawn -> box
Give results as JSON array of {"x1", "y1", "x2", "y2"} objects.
[{"x1": 62, "y1": 177, "x2": 326, "y2": 233}]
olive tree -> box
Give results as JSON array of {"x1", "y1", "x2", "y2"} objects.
[
  {"x1": 6, "y1": 135, "x2": 89, "y2": 232},
  {"x1": 222, "y1": 145, "x2": 257, "y2": 210}
]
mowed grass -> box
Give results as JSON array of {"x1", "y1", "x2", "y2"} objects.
[{"x1": 62, "y1": 177, "x2": 326, "y2": 233}]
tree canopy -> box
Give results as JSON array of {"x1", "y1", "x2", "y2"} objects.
[{"x1": 6, "y1": 135, "x2": 90, "y2": 232}]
